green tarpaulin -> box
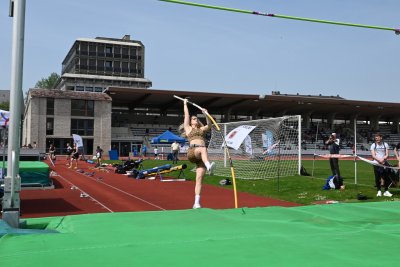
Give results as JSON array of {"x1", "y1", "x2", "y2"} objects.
[
  {"x1": 1, "y1": 202, "x2": 399, "y2": 266},
  {"x1": 3, "y1": 161, "x2": 51, "y2": 186}
]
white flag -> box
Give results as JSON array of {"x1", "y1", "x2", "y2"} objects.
[
  {"x1": 225, "y1": 125, "x2": 256, "y2": 150},
  {"x1": 72, "y1": 134, "x2": 83, "y2": 147},
  {"x1": 0, "y1": 109, "x2": 10, "y2": 127}
]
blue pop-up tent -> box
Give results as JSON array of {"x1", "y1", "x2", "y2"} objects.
[{"x1": 151, "y1": 130, "x2": 186, "y2": 144}]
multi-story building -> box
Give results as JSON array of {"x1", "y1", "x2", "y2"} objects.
[
  {"x1": 0, "y1": 90, "x2": 10, "y2": 104},
  {"x1": 23, "y1": 35, "x2": 153, "y2": 155},
  {"x1": 56, "y1": 35, "x2": 152, "y2": 92},
  {"x1": 23, "y1": 89, "x2": 112, "y2": 155}
]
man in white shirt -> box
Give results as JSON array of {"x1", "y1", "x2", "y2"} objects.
[
  {"x1": 171, "y1": 141, "x2": 180, "y2": 164},
  {"x1": 370, "y1": 133, "x2": 392, "y2": 197}
]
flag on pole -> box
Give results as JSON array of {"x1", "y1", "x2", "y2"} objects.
[
  {"x1": 72, "y1": 134, "x2": 83, "y2": 147},
  {"x1": 0, "y1": 109, "x2": 10, "y2": 127}
]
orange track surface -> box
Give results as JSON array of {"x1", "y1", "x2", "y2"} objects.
[{"x1": 20, "y1": 159, "x2": 301, "y2": 218}]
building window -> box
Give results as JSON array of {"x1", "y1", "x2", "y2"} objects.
[
  {"x1": 46, "y1": 118, "x2": 54, "y2": 135},
  {"x1": 122, "y1": 62, "x2": 129, "y2": 73},
  {"x1": 114, "y1": 47, "x2": 121, "y2": 58},
  {"x1": 122, "y1": 47, "x2": 129, "y2": 58},
  {"x1": 95, "y1": 87, "x2": 103, "y2": 92},
  {"x1": 76, "y1": 86, "x2": 84, "y2": 91},
  {"x1": 89, "y1": 44, "x2": 96, "y2": 56},
  {"x1": 71, "y1": 119, "x2": 94, "y2": 136},
  {"x1": 98, "y1": 47, "x2": 105, "y2": 57},
  {"x1": 78, "y1": 45, "x2": 88, "y2": 56},
  {"x1": 105, "y1": 61, "x2": 113, "y2": 71},
  {"x1": 85, "y1": 87, "x2": 93, "y2": 92},
  {"x1": 71, "y1": 100, "x2": 94, "y2": 117},
  {"x1": 106, "y1": 46, "x2": 113, "y2": 55},
  {"x1": 46, "y1": 98, "x2": 54, "y2": 115}
]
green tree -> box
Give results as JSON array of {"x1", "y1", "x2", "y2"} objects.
[
  {"x1": 0, "y1": 102, "x2": 9, "y2": 111},
  {"x1": 35, "y1": 72, "x2": 60, "y2": 89}
]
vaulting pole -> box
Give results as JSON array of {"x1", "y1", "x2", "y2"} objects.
[{"x1": 159, "y1": 0, "x2": 400, "y2": 35}]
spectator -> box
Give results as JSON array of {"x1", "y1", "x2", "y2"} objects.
[
  {"x1": 49, "y1": 144, "x2": 56, "y2": 163},
  {"x1": 69, "y1": 143, "x2": 80, "y2": 169},
  {"x1": 66, "y1": 143, "x2": 73, "y2": 164},
  {"x1": 325, "y1": 133, "x2": 342, "y2": 179},
  {"x1": 142, "y1": 144, "x2": 147, "y2": 158},
  {"x1": 394, "y1": 142, "x2": 400, "y2": 168},
  {"x1": 171, "y1": 140, "x2": 180, "y2": 164},
  {"x1": 154, "y1": 146, "x2": 159, "y2": 160},
  {"x1": 370, "y1": 133, "x2": 392, "y2": 197},
  {"x1": 95, "y1": 146, "x2": 104, "y2": 167}
]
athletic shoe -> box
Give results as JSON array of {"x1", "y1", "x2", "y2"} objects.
[
  {"x1": 193, "y1": 203, "x2": 201, "y2": 209},
  {"x1": 376, "y1": 191, "x2": 382, "y2": 197},
  {"x1": 383, "y1": 191, "x2": 393, "y2": 197},
  {"x1": 208, "y1": 162, "x2": 216, "y2": 175}
]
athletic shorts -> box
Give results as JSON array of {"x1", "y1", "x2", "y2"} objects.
[{"x1": 187, "y1": 147, "x2": 205, "y2": 168}]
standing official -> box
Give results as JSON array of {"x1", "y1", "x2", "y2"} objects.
[
  {"x1": 171, "y1": 140, "x2": 180, "y2": 164},
  {"x1": 325, "y1": 133, "x2": 341, "y2": 178}
]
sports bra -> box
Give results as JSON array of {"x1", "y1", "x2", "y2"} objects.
[{"x1": 187, "y1": 127, "x2": 206, "y2": 142}]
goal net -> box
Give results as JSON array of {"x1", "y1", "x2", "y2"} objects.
[{"x1": 207, "y1": 115, "x2": 301, "y2": 180}]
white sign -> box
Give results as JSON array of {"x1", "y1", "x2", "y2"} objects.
[
  {"x1": 72, "y1": 134, "x2": 83, "y2": 147},
  {"x1": 225, "y1": 125, "x2": 256, "y2": 150}
]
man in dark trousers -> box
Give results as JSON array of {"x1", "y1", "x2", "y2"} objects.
[
  {"x1": 171, "y1": 140, "x2": 180, "y2": 164},
  {"x1": 325, "y1": 132, "x2": 342, "y2": 180}
]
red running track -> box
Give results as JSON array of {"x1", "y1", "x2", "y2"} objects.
[{"x1": 19, "y1": 159, "x2": 301, "y2": 218}]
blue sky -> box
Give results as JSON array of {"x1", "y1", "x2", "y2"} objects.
[{"x1": 0, "y1": 0, "x2": 399, "y2": 102}]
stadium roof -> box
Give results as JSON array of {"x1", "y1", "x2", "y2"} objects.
[
  {"x1": 30, "y1": 89, "x2": 112, "y2": 101},
  {"x1": 106, "y1": 87, "x2": 400, "y2": 121}
]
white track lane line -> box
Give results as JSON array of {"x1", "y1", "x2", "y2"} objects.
[
  {"x1": 53, "y1": 172, "x2": 114, "y2": 213},
  {"x1": 71, "y1": 169, "x2": 166, "y2": 211}
]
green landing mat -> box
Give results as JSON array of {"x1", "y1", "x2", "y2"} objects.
[
  {"x1": 2, "y1": 161, "x2": 51, "y2": 186},
  {"x1": 1, "y1": 202, "x2": 400, "y2": 267}
]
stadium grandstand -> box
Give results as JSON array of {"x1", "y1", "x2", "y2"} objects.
[{"x1": 105, "y1": 87, "x2": 400, "y2": 157}]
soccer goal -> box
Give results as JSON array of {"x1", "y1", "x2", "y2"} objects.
[{"x1": 207, "y1": 115, "x2": 301, "y2": 180}]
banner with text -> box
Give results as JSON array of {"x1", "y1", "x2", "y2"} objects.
[{"x1": 225, "y1": 125, "x2": 256, "y2": 150}]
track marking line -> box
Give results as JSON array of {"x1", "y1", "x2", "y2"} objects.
[
  {"x1": 68, "y1": 167, "x2": 166, "y2": 211},
  {"x1": 54, "y1": 173, "x2": 114, "y2": 213}
]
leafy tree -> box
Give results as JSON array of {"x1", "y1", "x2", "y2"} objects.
[
  {"x1": 34, "y1": 72, "x2": 60, "y2": 89},
  {"x1": 0, "y1": 102, "x2": 9, "y2": 111}
]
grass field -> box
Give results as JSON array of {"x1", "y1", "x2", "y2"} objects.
[{"x1": 105, "y1": 158, "x2": 400, "y2": 205}]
